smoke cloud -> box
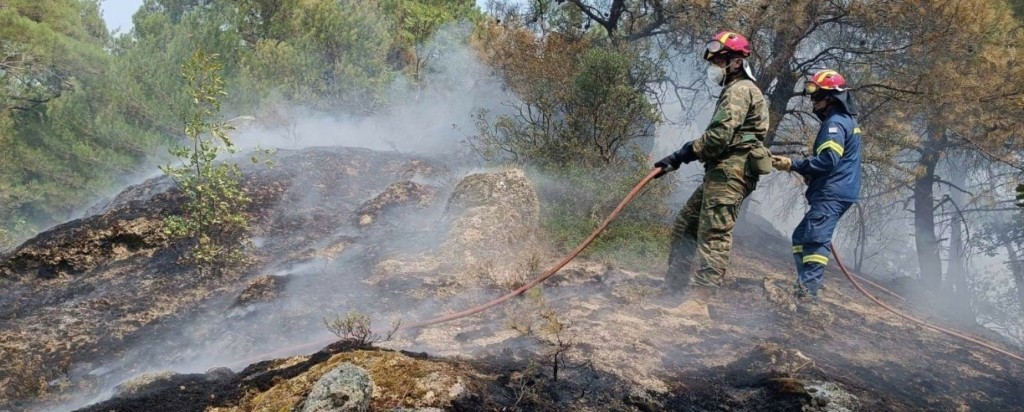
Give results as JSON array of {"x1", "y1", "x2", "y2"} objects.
[{"x1": 47, "y1": 22, "x2": 514, "y2": 412}]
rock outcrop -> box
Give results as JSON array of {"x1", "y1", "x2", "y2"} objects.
[
  {"x1": 355, "y1": 181, "x2": 437, "y2": 227},
  {"x1": 367, "y1": 168, "x2": 542, "y2": 295},
  {"x1": 0, "y1": 211, "x2": 172, "y2": 280},
  {"x1": 302, "y1": 363, "x2": 372, "y2": 412},
  {"x1": 438, "y1": 168, "x2": 540, "y2": 288},
  {"x1": 234, "y1": 274, "x2": 291, "y2": 306}
]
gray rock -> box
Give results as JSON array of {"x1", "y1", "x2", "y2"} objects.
[
  {"x1": 112, "y1": 371, "x2": 179, "y2": 397},
  {"x1": 302, "y1": 363, "x2": 373, "y2": 412},
  {"x1": 205, "y1": 366, "x2": 235, "y2": 382},
  {"x1": 438, "y1": 169, "x2": 541, "y2": 288},
  {"x1": 355, "y1": 180, "x2": 437, "y2": 227},
  {"x1": 804, "y1": 381, "x2": 859, "y2": 412}
]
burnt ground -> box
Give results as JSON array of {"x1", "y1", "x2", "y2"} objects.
[
  {"x1": 59, "y1": 234, "x2": 1024, "y2": 411},
  {"x1": 0, "y1": 146, "x2": 1021, "y2": 411},
  {"x1": 68, "y1": 339, "x2": 869, "y2": 412},
  {"x1": 75, "y1": 341, "x2": 356, "y2": 412},
  {"x1": 0, "y1": 147, "x2": 457, "y2": 410}
]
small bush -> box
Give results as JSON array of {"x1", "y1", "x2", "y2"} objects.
[
  {"x1": 323, "y1": 312, "x2": 402, "y2": 345},
  {"x1": 507, "y1": 289, "x2": 574, "y2": 382},
  {"x1": 469, "y1": 40, "x2": 661, "y2": 168}
]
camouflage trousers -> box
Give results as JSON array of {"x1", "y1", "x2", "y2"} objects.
[{"x1": 666, "y1": 154, "x2": 756, "y2": 291}]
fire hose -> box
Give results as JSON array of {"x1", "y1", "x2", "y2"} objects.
[
  {"x1": 229, "y1": 168, "x2": 1022, "y2": 368},
  {"x1": 832, "y1": 247, "x2": 1024, "y2": 363}
]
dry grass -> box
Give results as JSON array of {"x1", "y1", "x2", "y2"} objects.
[{"x1": 0, "y1": 350, "x2": 49, "y2": 405}]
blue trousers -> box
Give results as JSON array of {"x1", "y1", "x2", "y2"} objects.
[{"x1": 791, "y1": 200, "x2": 852, "y2": 295}]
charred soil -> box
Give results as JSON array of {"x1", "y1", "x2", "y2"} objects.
[{"x1": 0, "y1": 147, "x2": 1020, "y2": 412}]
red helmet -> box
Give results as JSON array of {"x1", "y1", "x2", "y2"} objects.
[
  {"x1": 804, "y1": 69, "x2": 848, "y2": 95},
  {"x1": 704, "y1": 31, "x2": 752, "y2": 61}
]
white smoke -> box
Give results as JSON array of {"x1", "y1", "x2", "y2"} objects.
[
  {"x1": 232, "y1": 23, "x2": 507, "y2": 156},
  {"x1": 47, "y1": 21, "x2": 513, "y2": 412}
]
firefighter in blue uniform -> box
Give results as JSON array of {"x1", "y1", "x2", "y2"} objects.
[{"x1": 771, "y1": 69, "x2": 862, "y2": 307}]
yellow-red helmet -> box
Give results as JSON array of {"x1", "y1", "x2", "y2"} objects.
[
  {"x1": 803, "y1": 69, "x2": 848, "y2": 95},
  {"x1": 704, "y1": 31, "x2": 752, "y2": 61}
]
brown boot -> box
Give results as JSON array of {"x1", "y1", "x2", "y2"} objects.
[
  {"x1": 662, "y1": 285, "x2": 714, "y2": 322},
  {"x1": 647, "y1": 289, "x2": 686, "y2": 309}
]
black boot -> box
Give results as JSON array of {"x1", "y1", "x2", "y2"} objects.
[{"x1": 793, "y1": 283, "x2": 820, "y2": 314}]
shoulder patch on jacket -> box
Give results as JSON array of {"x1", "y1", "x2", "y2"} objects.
[{"x1": 827, "y1": 126, "x2": 839, "y2": 134}]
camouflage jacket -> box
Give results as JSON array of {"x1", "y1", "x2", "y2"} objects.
[{"x1": 691, "y1": 78, "x2": 769, "y2": 164}]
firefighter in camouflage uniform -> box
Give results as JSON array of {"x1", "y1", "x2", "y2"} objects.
[{"x1": 653, "y1": 31, "x2": 772, "y2": 320}]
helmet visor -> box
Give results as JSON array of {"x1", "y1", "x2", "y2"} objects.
[
  {"x1": 803, "y1": 81, "x2": 819, "y2": 95},
  {"x1": 704, "y1": 40, "x2": 724, "y2": 60},
  {"x1": 706, "y1": 40, "x2": 724, "y2": 53}
]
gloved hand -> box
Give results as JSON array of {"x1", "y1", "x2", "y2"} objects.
[
  {"x1": 679, "y1": 141, "x2": 698, "y2": 164},
  {"x1": 771, "y1": 155, "x2": 792, "y2": 171},
  {"x1": 654, "y1": 152, "x2": 683, "y2": 178},
  {"x1": 654, "y1": 142, "x2": 699, "y2": 178}
]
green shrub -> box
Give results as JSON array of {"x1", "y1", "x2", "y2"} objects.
[
  {"x1": 323, "y1": 312, "x2": 402, "y2": 345},
  {"x1": 531, "y1": 158, "x2": 672, "y2": 272},
  {"x1": 161, "y1": 50, "x2": 254, "y2": 274}
]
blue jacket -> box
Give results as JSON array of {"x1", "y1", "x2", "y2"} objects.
[{"x1": 790, "y1": 109, "x2": 861, "y2": 202}]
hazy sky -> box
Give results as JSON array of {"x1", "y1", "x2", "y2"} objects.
[
  {"x1": 100, "y1": 0, "x2": 143, "y2": 33},
  {"x1": 100, "y1": 0, "x2": 501, "y2": 33}
]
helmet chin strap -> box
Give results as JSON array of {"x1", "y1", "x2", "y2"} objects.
[
  {"x1": 724, "y1": 58, "x2": 757, "y2": 82},
  {"x1": 740, "y1": 59, "x2": 757, "y2": 81}
]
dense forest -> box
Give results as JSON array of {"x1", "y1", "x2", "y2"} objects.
[{"x1": 3, "y1": 0, "x2": 1024, "y2": 346}]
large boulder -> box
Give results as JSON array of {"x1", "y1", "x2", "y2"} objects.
[
  {"x1": 302, "y1": 363, "x2": 373, "y2": 412},
  {"x1": 437, "y1": 168, "x2": 540, "y2": 289},
  {"x1": 441, "y1": 168, "x2": 539, "y2": 237},
  {"x1": 367, "y1": 168, "x2": 541, "y2": 294}
]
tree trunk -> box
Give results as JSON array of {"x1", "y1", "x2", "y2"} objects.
[
  {"x1": 998, "y1": 230, "x2": 1024, "y2": 318},
  {"x1": 854, "y1": 203, "x2": 867, "y2": 273},
  {"x1": 913, "y1": 142, "x2": 943, "y2": 292},
  {"x1": 758, "y1": 19, "x2": 810, "y2": 147},
  {"x1": 945, "y1": 166, "x2": 973, "y2": 324},
  {"x1": 763, "y1": 79, "x2": 796, "y2": 147},
  {"x1": 758, "y1": 27, "x2": 801, "y2": 148}
]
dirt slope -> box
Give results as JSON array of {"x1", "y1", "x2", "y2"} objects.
[{"x1": 0, "y1": 146, "x2": 1021, "y2": 412}]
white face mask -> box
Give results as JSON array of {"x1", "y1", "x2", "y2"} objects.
[{"x1": 707, "y1": 64, "x2": 726, "y2": 86}]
